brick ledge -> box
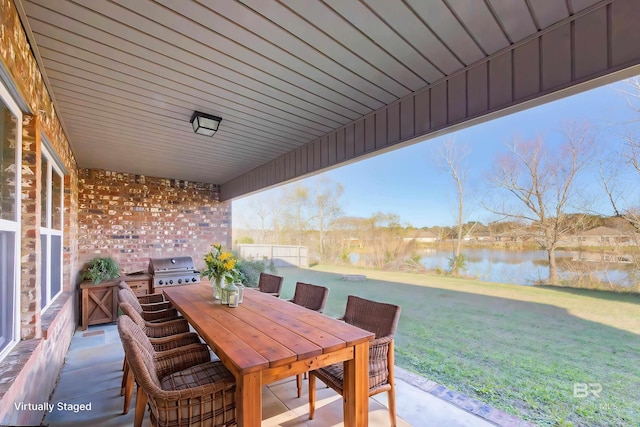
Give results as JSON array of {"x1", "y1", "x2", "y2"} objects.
[
  {"x1": 41, "y1": 291, "x2": 73, "y2": 339},
  {"x1": 0, "y1": 339, "x2": 42, "y2": 401}
]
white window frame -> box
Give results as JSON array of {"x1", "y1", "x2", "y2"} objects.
[
  {"x1": 40, "y1": 144, "x2": 64, "y2": 312},
  {"x1": 0, "y1": 79, "x2": 22, "y2": 361}
]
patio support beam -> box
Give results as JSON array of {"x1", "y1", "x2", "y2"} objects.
[{"x1": 221, "y1": 0, "x2": 640, "y2": 201}]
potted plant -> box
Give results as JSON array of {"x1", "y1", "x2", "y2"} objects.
[
  {"x1": 81, "y1": 257, "x2": 121, "y2": 284},
  {"x1": 79, "y1": 256, "x2": 122, "y2": 329}
]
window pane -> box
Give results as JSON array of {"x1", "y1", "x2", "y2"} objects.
[
  {"x1": 41, "y1": 156, "x2": 47, "y2": 227},
  {"x1": 41, "y1": 150, "x2": 64, "y2": 310},
  {"x1": 51, "y1": 235, "x2": 62, "y2": 297},
  {"x1": 52, "y1": 170, "x2": 62, "y2": 230},
  {"x1": 0, "y1": 230, "x2": 15, "y2": 352},
  {"x1": 0, "y1": 101, "x2": 17, "y2": 221},
  {"x1": 40, "y1": 234, "x2": 47, "y2": 309}
]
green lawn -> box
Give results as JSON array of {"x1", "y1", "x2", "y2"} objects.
[{"x1": 275, "y1": 265, "x2": 640, "y2": 427}]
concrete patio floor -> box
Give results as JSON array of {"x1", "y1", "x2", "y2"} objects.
[{"x1": 41, "y1": 324, "x2": 528, "y2": 427}]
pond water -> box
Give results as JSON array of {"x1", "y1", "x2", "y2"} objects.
[
  {"x1": 417, "y1": 248, "x2": 636, "y2": 287},
  {"x1": 351, "y1": 248, "x2": 637, "y2": 287}
]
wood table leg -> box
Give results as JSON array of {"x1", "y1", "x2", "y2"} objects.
[
  {"x1": 123, "y1": 360, "x2": 134, "y2": 414},
  {"x1": 237, "y1": 371, "x2": 262, "y2": 427},
  {"x1": 134, "y1": 385, "x2": 147, "y2": 427},
  {"x1": 343, "y1": 342, "x2": 369, "y2": 427},
  {"x1": 121, "y1": 357, "x2": 128, "y2": 395}
]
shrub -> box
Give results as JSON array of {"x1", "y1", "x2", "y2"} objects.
[
  {"x1": 81, "y1": 257, "x2": 120, "y2": 284},
  {"x1": 448, "y1": 254, "x2": 467, "y2": 273},
  {"x1": 235, "y1": 258, "x2": 265, "y2": 288}
]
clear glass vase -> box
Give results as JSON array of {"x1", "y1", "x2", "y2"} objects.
[{"x1": 212, "y1": 276, "x2": 224, "y2": 300}]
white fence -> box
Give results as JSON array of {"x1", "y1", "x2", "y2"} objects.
[{"x1": 236, "y1": 244, "x2": 309, "y2": 268}]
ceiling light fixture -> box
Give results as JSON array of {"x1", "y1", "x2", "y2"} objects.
[{"x1": 190, "y1": 111, "x2": 222, "y2": 137}]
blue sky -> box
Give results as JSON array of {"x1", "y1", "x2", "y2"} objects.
[{"x1": 233, "y1": 77, "x2": 639, "y2": 229}]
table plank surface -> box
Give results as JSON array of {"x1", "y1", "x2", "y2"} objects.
[
  {"x1": 223, "y1": 301, "x2": 324, "y2": 360},
  {"x1": 240, "y1": 293, "x2": 347, "y2": 352},
  {"x1": 190, "y1": 293, "x2": 298, "y2": 367},
  {"x1": 244, "y1": 290, "x2": 376, "y2": 346}
]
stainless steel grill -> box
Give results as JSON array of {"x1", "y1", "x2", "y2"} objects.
[{"x1": 149, "y1": 256, "x2": 200, "y2": 288}]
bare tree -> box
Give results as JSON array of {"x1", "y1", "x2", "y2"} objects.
[
  {"x1": 281, "y1": 184, "x2": 311, "y2": 246},
  {"x1": 434, "y1": 139, "x2": 471, "y2": 274},
  {"x1": 330, "y1": 216, "x2": 363, "y2": 262},
  {"x1": 310, "y1": 177, "x2": 344, "y2": 262},
  {"x1": 239, "y1": 193, "x2": 283, "y2": 243},
  {"x1": 486, "y1": 125, "x2": 595, "y2": 285}
]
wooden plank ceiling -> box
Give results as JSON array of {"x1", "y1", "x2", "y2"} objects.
[{"x1": 18, "y1": 0, "x2": 604, "y2": 191}]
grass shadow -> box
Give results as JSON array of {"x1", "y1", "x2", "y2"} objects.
[{"x1": 536, "y1": 284, "x2": 640, "y2": 303}]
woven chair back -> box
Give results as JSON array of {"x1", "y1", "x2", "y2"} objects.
[
  {"x1": 118, "y1": 280, "x2": 134, "y2": 293},
  {"x1": 117, "y1": 287, "x2": 144, "y2": 314},
  {"x1": 118, "y1": 298, "x2": 148, "y2": 332},
  {"x1": 342, "y1": 295, "x2": 401, "y2": 339},
  {"x1": 291, "y1": 282, "x2": 329, "y2": 313},
  {"x1": 258, "y1": 273, "x2": 284, "y2": 296},
  {"x1": 117, "y1": 315, "x2": 161, "y2": 390}
]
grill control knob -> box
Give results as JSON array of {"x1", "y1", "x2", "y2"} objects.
[
  {"x1": 178, "y1": 279, "x2": 182, "y2": 284},
  {"x1": 158, "y1": 280, "x2": 163, "y2": 285},
  {"x1": 191, "y1": 277, "x2": 197, "y2": 282},
  {"x1": 169, "y1": 279, "x2": 174, "y2": 284}
]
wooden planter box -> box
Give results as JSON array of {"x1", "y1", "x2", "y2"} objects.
[{"x1": 80, "y1": 274, "x2": 151, "y2": 330}]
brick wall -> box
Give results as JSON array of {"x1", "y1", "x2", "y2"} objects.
[
  {"x1": 20, "y1": 114, "x2": 41, "y2": 339},
  {"x1": 78, "y1": 168, "x2": 232, "y2": 274}
]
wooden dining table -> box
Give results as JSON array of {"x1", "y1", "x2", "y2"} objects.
[{"x1": 162, "y1": 282, "x2": 375, "y2": 427}]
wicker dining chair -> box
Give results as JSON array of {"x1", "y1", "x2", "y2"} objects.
[
  {"x1": 288, "y1": 281, "x2": 330, "y2": 313},
  {"x1": 257, "y1": 272, "x2": 284, "y2": 297},
  {"x1": 119, "y1": 281, "x2": 170, "y2": 308},
  {"x1": 118, "y1": 296, "x2": 196, "y2": 415},
  {"x1": 288, "y1": 282, "x2": 330, "y2": 398},
  {"x1": 117, "y1": 293, "x2": 191, "y2": 338},
  {"x1": 117, "y1": 286, "x2": 181, "y2": 323},
  {"x1": 308, "y1": 295, "x2": 401, "y2": 426},
  {"x1": 117, "y1": 314, "x2": 237, "y2": 427}
]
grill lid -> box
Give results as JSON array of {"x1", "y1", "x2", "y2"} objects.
[{"x1": 149, "y1": 256, "x2": 196, "y2": 273}]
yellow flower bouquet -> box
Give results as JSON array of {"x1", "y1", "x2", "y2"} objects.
[{"x1": 202, "y1": 244, "x2": 238, "y2": 299}]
